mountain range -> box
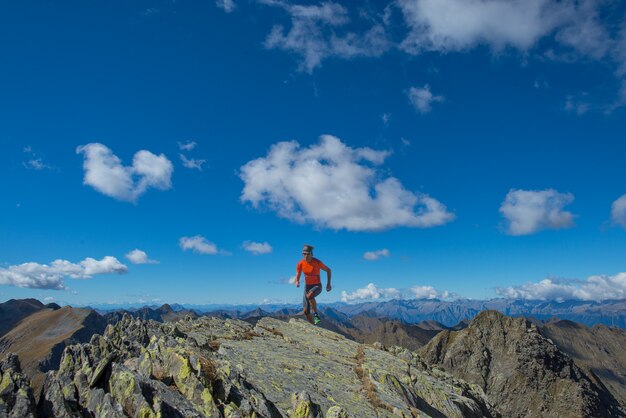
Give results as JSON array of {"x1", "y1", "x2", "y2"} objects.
[
  {"x1": 1, "y1": 298, "x2": 625, "y2": 416},
  {"x1": 85, "y1": 297, "x2": 626, "y2": 328}
]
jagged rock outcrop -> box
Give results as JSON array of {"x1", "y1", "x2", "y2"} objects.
[
  {"x1": 31, "y1": 314, "x2": 496, "y2": 417},
  {"x1": 0, "y1": 353, "x2": 36, "y2": 417},
  {"x1": 420, "y1": 310, "x2": 624, "y2": 417}
]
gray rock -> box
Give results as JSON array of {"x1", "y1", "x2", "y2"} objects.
[
  {"x1": 0, "y1": 353, "x2": 36, "y2": 418},
  {"x1": 420, "y1": 310, "x2": 624, "y2": 417}
]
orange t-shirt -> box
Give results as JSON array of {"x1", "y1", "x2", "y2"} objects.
[{"x1": 296, "y1": 258, "x2": 327, "y2": 285}]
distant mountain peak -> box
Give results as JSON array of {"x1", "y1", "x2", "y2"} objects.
[{"x1": 421, "y1": 310, "x2": 622, "y2": 417}]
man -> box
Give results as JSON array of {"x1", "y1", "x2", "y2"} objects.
[{"x1": 296, "y1": 244, "x2": 332, "y2": 325}]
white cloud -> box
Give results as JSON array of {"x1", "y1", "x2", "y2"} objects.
[
  {"x1": 398, "y1": 0, "x2": 566, "y2": 53},
  {"x1": 261, "y1": 0, "x2": 390, "y2": 73},
  {"x1": 23, "y1": 147, "x2": 54, "y2": 170},
  {"x1": 611, "y1": 194, "x2": 626, "y2": 229},
  {"x1": 363, "y1": 249, "x2": 390, "y2": 261},
  {"x1": 499, "y1": 188, "x2": 575, "y2": 235},
  {"x1": 397, "y1": 0, "x2": 615, "y2": 57},
  {"x1": 242, "y1": 241, "x2": 273, "y2": 255},
  {"x1": 23, "y1": 158, "x2": 53, "y2": 170},
  {"x1": 258, "y1": 1, "x2": 625, "y2": 107},
  {"x1": 341, "y1": 283, "x2": 402, "y2": 302},
  {"x1": 125, "y1": 249, "x2": 159, "y2": 265},
  {"x1": 239, "y1": 135, "x2": 454, "y2": 231},
  {"x1": 76, "y1": 143, "x2": 173, "y2": 203},
  {"x1": 216, "y1": 0, "x2": 236, "y2": 13},
  {"x1": 553, "y1": 0, "x2": 612, "y2": 60},
  {"x1": 178, "y1": 141, "x2": 197, "y2": 151},
  {"x1": 496, "y1": 273, "x2": 626, "y2": 301},
  {"x1": 280, "y1": 275, "x2": 297, "y2": 285},
  {"x1": 411, "y1": 285, "x2": 451, "y2": 300},
  {"x1": 382, "y1": 113, "x2": 391, "y2": 125},
  {"x1": 179, "y1": 154, "x2": 207, "y2": 170},
  {"x1": 0, "y1": 256, "x2": 128, "y2": 290},
  {"x1": 179, "y1": 236, "x2": 228, "y2": 255},
  {"x1": 407, "y1": 85, "x2": 444, "y2": 113}
]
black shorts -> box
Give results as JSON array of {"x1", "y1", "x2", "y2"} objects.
[{"x1": 302, "y1": 283, "x2": 322, "y2": 314}]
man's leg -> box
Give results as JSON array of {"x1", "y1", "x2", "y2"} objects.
[
  {"x1": 303, "y1": 287, "x2": 314, "y2": 324},
  {"x1": 307, "y1": 285, "x2": 322, "y2": 324}
]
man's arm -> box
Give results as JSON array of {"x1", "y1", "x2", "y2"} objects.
[
  {"x1": 295, "y1": 267, "x2": 302, "y2": 288},
  {"x1": 322, "y1": 266, "x2": 332, "y2": 291}
]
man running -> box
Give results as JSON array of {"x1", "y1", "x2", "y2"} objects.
[{"x1": 296, "y1": 244, "x2": 332, "y2": 325}]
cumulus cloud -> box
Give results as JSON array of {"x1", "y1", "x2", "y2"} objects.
[
  {"x1": 500, "y1": 189, "x2": 575, "y2": 235},
  {"x1": 179, "y1": 236, "x2": 228, "y2": 255},
  {"x1": 411, "y1": 285, "x2": 452, "y2": 299},
  {"x1": 125, "y1": 249, "x2": 159, "y2": 265},
  {"x1": 216, "y1": 0, "x2": 236, "y2": 13},
  {"x1": 496, "y1": 273, "x2": 626, "y2": 301},
  {"x1": 261, "y1": 0, "x2": 390, "y2": 73},
  {"x1": 341, "y1": 283, "x2": 402, "y2": 302},
  {"x1": 407, "y1": 85, "x2": 444, "y2": 113},
  {"x1": 363, "y1": 249, "x2": 390, "y2": 261},
  {"x1": 77, "y1": 143, "x2": 173, "y2": 203},
  {"x1": 611, "y1": 194, "x2": 626, "y2": 229},
  {"x1": 242, "y1": 241, "x2": 273, "y2": 255},
  {"x1": 397, "y1": 0, "x2": 614, "y2": 56},
  {"x1": 179, "y1": 154, "x2": 206, "y2": 171},
  {"x1": 0, "y1": 256, "x2": 128, "y2": 290},
  {"x1": 239, "y1": 135, "x2": 454, "y2": 231}
]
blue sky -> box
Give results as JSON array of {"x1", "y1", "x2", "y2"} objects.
[{"x1": 1, "y1": 0, "x2": 626, "y2": 306}]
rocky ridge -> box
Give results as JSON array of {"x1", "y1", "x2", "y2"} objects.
[
  {"x1": 9, "y1": 314, "x2": 497, "y2": 417},
  {"x1": 420, "y1": 310, "x2": 624, "y2": 417}
]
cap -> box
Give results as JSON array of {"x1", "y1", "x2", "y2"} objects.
[{"x1": 302, "y1": 244, "x2": 314, "y2": 254}]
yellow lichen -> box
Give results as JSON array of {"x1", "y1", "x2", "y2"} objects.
[
  {"x1": 175, "y1": 353, "x2": 192, "y2": 381},
  {"x1": 293, "y1": 402, "x2": 311, "y2": 417},
  {"x1": 138, "y1": 405, "x2": 156, "y2": 418},
  {"x1": 0, "y1": 374, "x2": 13, "y2": 393}
]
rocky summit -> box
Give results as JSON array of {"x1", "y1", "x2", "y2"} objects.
[
  {"x1": 420, "y1": 310, "x2": 624, "y2": 417},
  {"x1": 4, "y1": 314, "x2": 498, "y2": 417}
]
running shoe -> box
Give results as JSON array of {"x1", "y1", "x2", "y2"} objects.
[{"x1": 313, "y1": 313, "x2": 321, "y2": 324}]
